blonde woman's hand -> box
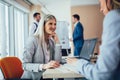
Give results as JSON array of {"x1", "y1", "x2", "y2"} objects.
[
  {"x1": 52, "y1": 32, "x2": 59, "y2": 44},
  {"x1": 42, "y1": 61, "x2": 60, "y2": 69}
]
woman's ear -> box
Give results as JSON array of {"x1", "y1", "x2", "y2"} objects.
[{"x1": 106, "y1": 0, "x2": 112, "y2": 10}]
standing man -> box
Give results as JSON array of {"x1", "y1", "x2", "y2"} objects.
[
  {"x1": 29, "y1": 12, "x2": 41, "y2": 36},
  {"x1": 72, "y1": 14, "x2": 84, "y2": 56}
]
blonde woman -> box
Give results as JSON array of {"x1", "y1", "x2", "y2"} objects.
[
  {"x1": 21, "y1": 14, "x2": 62, "y2": 80},
  {"x1": 67, "y1": 0, "x2": 120, "y2": 80}
]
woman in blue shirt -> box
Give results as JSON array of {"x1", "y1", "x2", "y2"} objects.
[{"x1": 67, "y1": 0, "x2": 120, "y2": 80}]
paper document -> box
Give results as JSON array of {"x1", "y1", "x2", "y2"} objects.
[{"x1": 56, "y1": 64, "x2": 79, "y2": 73}]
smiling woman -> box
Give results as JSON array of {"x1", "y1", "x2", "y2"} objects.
[{"x1": 21, "y1": 14, "x2": 62, "y2": 80}]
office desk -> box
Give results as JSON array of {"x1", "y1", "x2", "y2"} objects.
[{"x1": 43, "y1": 65, "x2": 84, "y2": 79}]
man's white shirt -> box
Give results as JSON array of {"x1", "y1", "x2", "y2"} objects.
[{"x1": 29, "y1": 20, "x2": 39, "y2": 36}]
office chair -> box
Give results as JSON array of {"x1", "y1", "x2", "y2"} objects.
[
  {"x1": 0, "y1": 56, "x2": 23, "y2": 79},
  {"x1": 80, "y1": 38, "x2": 97, "y2": 60}
]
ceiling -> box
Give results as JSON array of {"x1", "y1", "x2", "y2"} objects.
[
  {"x1": 71, "y1": 0, "x2": 99, "y2": 6},
  {"x1": 29, "y1": 0, "x2": 99, "y2": 7}
]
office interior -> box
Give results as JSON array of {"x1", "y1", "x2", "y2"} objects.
[{"x1": 0, "y1": 0, "x2": 104, "y2": 79}]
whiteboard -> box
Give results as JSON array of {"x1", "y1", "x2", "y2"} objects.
[{"x1": 56, "y1": 21, "x2": 70, "y2": 49}]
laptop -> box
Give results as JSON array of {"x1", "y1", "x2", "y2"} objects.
[{"x1": 61, "y1": 38, "x2": 97, "y2": 64}]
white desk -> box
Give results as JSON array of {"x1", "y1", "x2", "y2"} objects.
[{"x1": 43, "y1": 65, "x2": 84, "y2": 79}]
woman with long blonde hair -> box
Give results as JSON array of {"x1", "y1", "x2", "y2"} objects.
[{"x1": 21, "y1": 14, "x2": 62, "y2": 80}]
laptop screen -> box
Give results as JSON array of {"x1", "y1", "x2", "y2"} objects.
[{"x1": 79, "y1": 38, "x2": 97, "y2": 60}]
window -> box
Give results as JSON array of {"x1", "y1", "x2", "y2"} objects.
[
  {"x1": 0, "y1": 2, "x2": 9, "y2": 57},
  {"x1": 0, "y1": 1, "x2": 29, "y2": 60},
  {"x1": 13, "y1": 8, "x2": 28, "y2": 61},
  {"x1": 14, "y1": 8, "x2": 25, "y2": 60}
]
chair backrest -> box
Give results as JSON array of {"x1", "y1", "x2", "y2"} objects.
[
  {"x1": 0, "y1": 57, "x2": 23, "y2": 79},
  {"x1": 80, "y1": 38, "x2": 97, "y2": 60}
]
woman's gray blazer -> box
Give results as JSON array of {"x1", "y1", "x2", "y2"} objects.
[{"x1": 21, "y1": 36, "x2": 62, "y2": 80}]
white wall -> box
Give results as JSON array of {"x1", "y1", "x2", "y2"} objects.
[
  {"x1": 42, "y1": 0, "x2": 72, "y2": 35},
  {"x1": 42, "y1": 0, "x2": 72, "y2": 49},
  {"x1": 44, "y1": 0, "x2": 71, "y2": 22}
]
